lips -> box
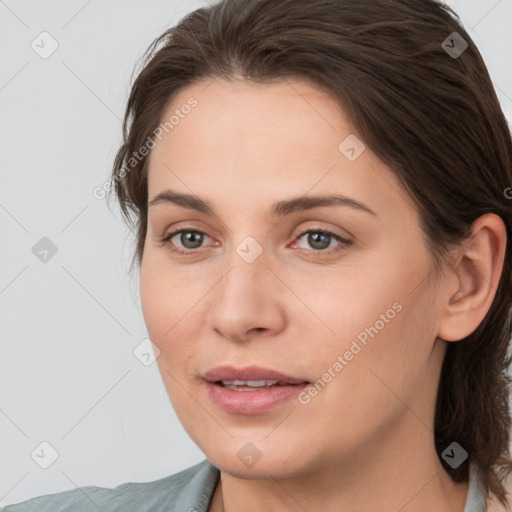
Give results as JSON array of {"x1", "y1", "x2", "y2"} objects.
[
  {"x1": 203, "y1": 365, "x2": 309, "y2": 385},
  {"x1": 202, "y1": 365, "x2": 310, "y2": 414}
]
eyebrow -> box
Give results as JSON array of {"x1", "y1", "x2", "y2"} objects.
[{"x1": 148, "y1": 189, "x2": 377, "y2": 217}]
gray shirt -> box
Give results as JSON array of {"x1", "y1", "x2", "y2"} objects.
[{"x1": 2, "y1": 459, "x2": 487, "y2": 511}]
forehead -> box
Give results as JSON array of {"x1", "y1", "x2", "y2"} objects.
[{"x1": 146, "y1": 77, "x2": 413, "y2": 222}]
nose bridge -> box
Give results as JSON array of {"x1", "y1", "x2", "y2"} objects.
[
  {"x1": 218, "y1": 237, "x2": 268, "y2": 306},
  {"x1": 206, "y1": 234, "x2": 284, "y2": 340}
]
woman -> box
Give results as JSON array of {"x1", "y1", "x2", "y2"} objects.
[{"x1": 4, "y1": 0, "x2": 511, "y2": 510}]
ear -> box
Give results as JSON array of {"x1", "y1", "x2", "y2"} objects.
[{"x1": 437, "y1": 213, "x2": 507, "y2": 342}]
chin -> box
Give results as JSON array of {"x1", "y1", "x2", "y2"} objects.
[{"x1": 198, "y1": 437, "x2": 310, "y2": 480}]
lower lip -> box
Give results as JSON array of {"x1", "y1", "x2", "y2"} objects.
[{"x1": 204, "y1": 381, "x2": 309, "y2": 415}]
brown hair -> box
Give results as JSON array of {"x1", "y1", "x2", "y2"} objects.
[{"x1": 108, "y1": 0, "x2": 512, "y2": 506}]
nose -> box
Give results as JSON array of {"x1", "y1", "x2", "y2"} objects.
[{"x1": 206, "y1": 253, "x2": 287, "y2": 343}]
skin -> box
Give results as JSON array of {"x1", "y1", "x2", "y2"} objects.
[{"x1": 139, "y1": 77, "x2": 507, "y2": 512}]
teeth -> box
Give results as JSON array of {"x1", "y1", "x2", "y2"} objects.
[
  {"x1": 215, "y1": 380, "x2": 300, "y2": 391},
  {"x1": 221, "y1": 379, "x2": 280, "y2": 387}
]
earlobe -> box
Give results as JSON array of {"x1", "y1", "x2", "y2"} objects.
[{"x1": 437, "y1": 213, "x2": 507, "y2": 343}]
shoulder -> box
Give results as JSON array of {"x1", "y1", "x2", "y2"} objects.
[{"x1": 1, "y1": 459, "x2": 219, "y2": 512}]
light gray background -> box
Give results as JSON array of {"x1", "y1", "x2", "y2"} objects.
[{"x1": 1, "y1": 0, "x2": 511, "y2": 507}]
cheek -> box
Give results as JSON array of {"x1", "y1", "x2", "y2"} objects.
[
  {"x1": 139, "y1": 272, "x2": 169, "y2": 343},
  {"x1": 285, "y1": 252, "x2": 436, "y2": 390},
  {"x1": 140, "y1": 255, "x2": 188, "y2": 334},
  {"x1": 139, "y1": 261, "x2": 209, "y2": 370},
  {"x1": 140, "y1": 267, "x2": 200, "y2": 413},
  {"x1": 278, "y1": 262, "x2": 401, "y2": 359}
]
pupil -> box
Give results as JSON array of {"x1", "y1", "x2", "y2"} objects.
[
  {"x1": 182, "y1": 231, "x2": 203, "y2": 249},
  {"x1": 309, "y1": 232, "x2": 330, "y2": 250}
]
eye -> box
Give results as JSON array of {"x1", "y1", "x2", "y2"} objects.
[
  {"x1": 159, "y1": 227, "x2": 351, "y2": 256},
  {"x1": 160, "y1": 227, "x2": 214, "y2": 255},
  {"x1": 292, "y1": 229, "x2": 351, "y2": 255}
]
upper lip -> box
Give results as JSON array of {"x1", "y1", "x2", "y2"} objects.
[{"x1": 203, "y1": 365, "x2": 309, "y2": 384}]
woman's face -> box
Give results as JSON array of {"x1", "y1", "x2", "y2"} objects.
[{"x1": 140, "y1": 78, "x2": 448, "y2": 479}]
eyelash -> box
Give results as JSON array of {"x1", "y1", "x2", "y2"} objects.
[{"x1": 159, "y1": 226, "x2": 352, "y2": 257}]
